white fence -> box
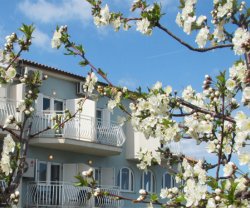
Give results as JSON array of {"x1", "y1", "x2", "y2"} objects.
[
  {"x1": 31, "y1": 111, "x2": 126, "y2": 147},
  {"x1": 26, "y1": 182, "x2": 121, "y2": 208},
  {"x1": 0, "y1": 100, "x2": 126, "y2": 147},
  {"x1": 0, "y1": 98, "x2": 21, "y2": 126}
]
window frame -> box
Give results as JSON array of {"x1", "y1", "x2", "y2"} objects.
[
  {"x1": 42, "y1": 96, "x2": 65, "y2": 113},
  {"x1": 141, "y1": 170, "x2": 156, "y2": 193},
  {"x1": 117, "y1": 167, "x2": 134, "y2": 192},
  {"x1": 36, "y1": 161, "x2": 62, "y2": 184},
  {"x1": 162, "y1": 172, "x2": 175, "y2": 188}
]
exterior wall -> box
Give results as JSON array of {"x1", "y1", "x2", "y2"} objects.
[
  {"x1": 126, "y1": 122, "x2": 161, "y2": 160},
  {"x1": 0, "y1": 64, "x2": 173, "y2": 208},
  {"x1": 39, "y1": 76, "x2": 78, "y2": 100},
  {"x1": 23, "y1": 146, "x2": 166, "y2": 208}
]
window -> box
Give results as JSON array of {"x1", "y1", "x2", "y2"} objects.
[
  {"x1": 37, "y1": 161, "x2": 61, "y2": 183},
  {"x1": 94, "y1": 168, "x2": 101, "y2": 185},
  {"x1": 162, "y1": 172, "x2": 175, "y2": 188},
  {"x1": 54, "y1": 100, "x2": 63, "y2": 111},
  {"x1": 96, "y1": 109, "x2": 103, "y2": 123},
  {"x1": 43, "y1": 97, "x2": 51, "y2": 111},
  {"x1": 42, "y1": 97, "x2": 64, "y2": 112},
  {"x1": 141, "y1": 170, "x2": 155, "y2": 193},
  {"x1": 96, "y1": 108, "x2": 110, "y2": 127},
  {"x1": 117, "y1": 167, "x2": 134, "y2": 192},
  {"x1": 38, "y1": 162, "x2": 47, "y2": 182}
]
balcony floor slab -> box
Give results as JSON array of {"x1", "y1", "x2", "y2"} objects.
[{"x1": 29, "y1": 137, "x2": 122, "y2": 156}]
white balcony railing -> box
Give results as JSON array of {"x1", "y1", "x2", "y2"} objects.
[
  {"x1": 96, "y1": 119, "x2": 126, "y2": 146},
  {"x1": 31, "y1": 112, "x2": 95, "y2": 140},
  {"x1": 26, "y1": 182, "x2": 121, "y2": 208},
  {"x1": 0, "y1": 98, "x2": 21, "y2": 127},
  {"x1": 0, "y1": 100, "x2": 126, "y2": 147},
  {"x1": 31, "y1": 111, "x2": 126, "y2": 147}
]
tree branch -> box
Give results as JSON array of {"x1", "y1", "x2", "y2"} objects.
[
  {"x1": 176, "y1": 98, "x2": 235, "y2": 123},
  {"x1": 216, "y1": 93, "x2": 225, "y2": 180},
  {"x1": 0, "y1": 125, "x2": 20, "y2": 140},
  {"x1": 30, "y1": 98, "x2": 88, "y2": 138},
  {"x1": 156, "y1": 23, "x2": 234, "y2": 52},
  {"x1": 171, "y1": 110, "x2": 195, "y2": 117},
  {"x1": 4, "y1": 49, "x2": 23, "y2": 71}
]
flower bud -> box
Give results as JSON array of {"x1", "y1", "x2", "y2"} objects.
[
  {"x1": 215, "y1": 195, "x2": 220, "y2": 201},
  {"x1": 215, "y1": 188, "x2": 221, "y2": 195},
  {"x1": 10, "y1": 193, "x2": 15, "y2": 199},
  {"x1": 15, "y1": 190, "x2": 20, "y2": 197}
]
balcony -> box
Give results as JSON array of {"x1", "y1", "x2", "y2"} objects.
[
  {"x1": 0, "y1": 99, "x2": 126, "y2": 156},
  {"x1": 29, "y1": 112, "x2": 126, "y2": 155},
  {"x1": 26, "y1": 182, "x2": 121, "y2": 208},
  {"x1": 0, "y1": 98, "x2": 21, "y2": 134}
]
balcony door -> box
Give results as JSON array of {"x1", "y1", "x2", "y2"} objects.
[
  {"x1": 43, "y1": 96, "x2": 64, "y2": 113},
  {"x1": 96, "y1": 108, "x2": 110, "y2": 127},
  {"x1": 37, "y1": 161, "x2": 62, "y2": 184},
  {"x1": 96, "y1": 108, "x2": 111, "y2": 143},
  {"x1": 36, "y1": 161, "x2": 62, "y2": 206}
]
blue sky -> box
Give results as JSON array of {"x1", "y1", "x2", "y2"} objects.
[
  {"x1": 0, "y1": 0, "x2": 237, "y2": 92},
  {"x1": 0, "y1": 0, "x2": 247, "y2": 164}
]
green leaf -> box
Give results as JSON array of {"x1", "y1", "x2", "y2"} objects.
[
  {"x1": 247, "y1": 8, "x2": 250, "y2": 16},
  {"x1": 207, "y1": 177, "x2": 218, "y2": 189},
  {"x1": 19, "y1": 24, "x2": 35, "y2": 39},
  {"x1": 79, "y1": 60, "x2": 89, "y2": 67},
  {"x1": 175, "y1": 195, "x2": 185, "y2": 203},
  {"x1": 150, "y1": 193, "x2": 159, "y2": 202},
  {"x1": 227, "y1": 181, "x2": 238, "y2": 204},
  {"x1": 86, "y1": 0, "x2": 95, "y2": 5},
  {"x1": 179, "y1": 0, "x2": 185, "y2": 9},
  {"x1": 97, "y1": 68, "x2": 107, "y2": 77},
  {"x1": 74, "y1": 174, "x2": 88, "y2": 186},
  {"x1": 136, "y1": 86, "x2": 142, "y2": 94},
  {"x1": 162, "y1": 119, "x2": 174, "y2": 128},
  {"x1": 75, "y1": 44, "x2": 85, "y2": 55}
]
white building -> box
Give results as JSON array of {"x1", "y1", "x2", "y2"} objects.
[{"x1": 0, "y1": 60, "x2": 178, "y2": 208}]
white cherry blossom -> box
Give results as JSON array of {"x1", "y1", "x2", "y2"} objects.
[{"x1": 136, "y1": 18, "x2": 152, "y2": 35}]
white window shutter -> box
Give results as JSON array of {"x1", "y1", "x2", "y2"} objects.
[
  {"x1": 102, "y1": 108, "x2": 110, "y2": 127},
  {"x1": 15, "y1": 83, "x2": 25, "y2": 101},
  {"x1": 35, "y1": 93, "x2": 43, "y2": 114},
  {"x1": 66, "y1": 98, "x2": 96, "y2": 117},
  {"x1": 77, "y1": 163, "x2": 91, "y2": 174},
  {"x1": 0, "y1": 86, "x2": 7, "y2": 99},
  {"x1": 100, "y1": 167, "x2": 115, "y2": 187},
  {"x1": 66, "y1": 98, "x2": 96, "y2": 140},
  {"x1": 63, "y1": 163, "x2": 78, "y2": 183},
  {"x1": 66, "y1": 99, "x2": 78, "y2": 114}
]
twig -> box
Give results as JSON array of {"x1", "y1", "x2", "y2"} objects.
[
  {"x1": 30, "y1": 98, "x2": 88, "y2": 138},
  {"x1": 216, "y1": 93, "x2": 225, "y2": 180},
  {"x1": 0, "y1": 125, "x2": 20, "y2": 140},
  {"x1": 156, "y1": 23, "x2": 233, "y2": 52},
  {"x1": 177, "y1": 98, "x2": 235, "y2": 123},
  {"x1": 5, "y1": 49, "x2": 23, "y2": 71}
]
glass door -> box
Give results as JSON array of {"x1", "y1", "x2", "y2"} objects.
[
  {"x1": 51, "y1": 164, "x2": 60, "y2": 183},
  {"x1": 37, "y1": 162, "x2": 61, "y2": 183}
]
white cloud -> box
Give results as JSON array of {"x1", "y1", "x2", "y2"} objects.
[
  {"x1": 146, "y1": 49, "x2": 185, "y2": 59},
  {"x1": 18, "y1": 0, "x2": 92, "y2": 24},
  {"x1": 112, "y1": 0, "x2": 175, "y2": 8},
  {"x1": 32, "y1": 28, "x2": 51, "y2": 51},
  {"x1": 118, "y1": 78, "x2": 138, "y2": 89},
  {"x1": 179, "y1": 140, "x2": 216, "y2": 161},
  {"x1": 157, "y1": 0, "x2": 172, "y2": 7},
  {"x1": 157, "y1": 0, "x2": 178, "y2": 12}
]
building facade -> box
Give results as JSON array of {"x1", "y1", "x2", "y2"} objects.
[{"x1": 0, "y1": 60, "x2": 177, "y2": 208}]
